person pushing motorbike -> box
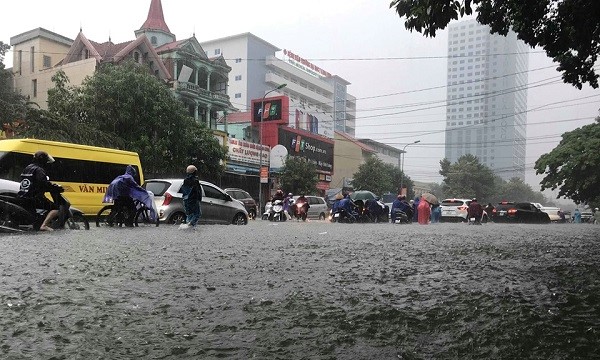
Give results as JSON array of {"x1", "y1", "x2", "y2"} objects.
[
  {"x1": 103, "y1": 165, "x2": 156, "y2": 225},
  {"x1": 18, "y1": 150, "x2": 63, "y2": 231}
]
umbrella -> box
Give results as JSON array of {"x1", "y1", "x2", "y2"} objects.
[
  {"x1": 421, "y1": 192, "x2": 439, "y2": 205},
  {"x1": 350, "y1": 190, "x2": 377, "y2": 201}
]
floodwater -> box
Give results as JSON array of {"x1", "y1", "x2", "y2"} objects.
[{"x1": 1, "y1": 222, "x2": 599, "y2": 359}]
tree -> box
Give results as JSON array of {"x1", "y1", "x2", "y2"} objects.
[
  {"x1": 390, "y1": 0, "x2": 600, "y2": 89},
  {"x1": 0, "y1": 41, "x2": 29, "y2": 127},
  {"x1": 351, "y1": 156, "x2": 393, "y2": 196},
  {"x1": 534, "y1": 118, "x2": 600, "y2": 207},
  {"x1": 16, "y1": 70, "x2": 117, "y2": 147},
  {"x1": 439, "y1": 154, "x2": 497, "y2": 200},
  {"x1": 498, "y1": 177, "x2": 546, "y2": 204},
  {"x1": 50, "y1": 63, "x2": 225, "y2": 178},
  {"x1": 278, "y1": 156, "x2": 318, "y2": 195},
  {"x1": 382, "y1": 162, "x2": 415, "y2": 198}
]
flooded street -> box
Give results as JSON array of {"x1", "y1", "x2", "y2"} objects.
[{"x1": 1, "y1": 221, "x2": 599, "y2": 359}]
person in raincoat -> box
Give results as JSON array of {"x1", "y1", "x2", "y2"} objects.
[
  {"x1": 417, "y1": 197, "x2": 431, "y2": 224},
  {"x1": 430, "y1": 204, "x2": 442, "y2": 223},
  {"x1": 572, "y1": 208, "x2": 582, "y2": 223},
  {"x1": 179, "y1": 165, "x2": 202, "y2": 229},
  {"x1": 103, "y1": 165, "x2": 156, "y2": 225},
  {"x1": 412, "y1": 196, "x2": 420, "y2": 222}
]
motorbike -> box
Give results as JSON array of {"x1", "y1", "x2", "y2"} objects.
[
  {"x1": 292, "y1": 198, "x2": 309, "y2": 221},
  {"x1": 0, "y1": 189, "x2": 89, "y2": 232},
  {"x1": 268, "y1": 199, "x2": 286, "y2": 222},
  {"x1": 261, "y1": 201, "x2": 272, "y2": 220},
  {"x1": 392, "y1": 208, "x2": 411, "y2": 224}
]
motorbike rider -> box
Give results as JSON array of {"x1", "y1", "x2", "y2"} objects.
[
  {"x1": 367, "y1": 196, "x2": 386, "y2": 222},
  {"x1": 293, "y1": 194, "x2": 310, "y2": 217},
  {"x1": 271, "y1": 189, "x2": 285, "y2": 203},
  {"x1": 338, "y1": 193, "x2": 357, "y2": 219},
  {"x1": 18, "y1": 150, "x2": 63, "y2": 231},
  {"x1": 103, "y1": 165, "x2": 155, "y2": 224},
  {"x1": 391, "y1": 195, "x2": 412, "y2": 222},
  {"x1": 283, "y1": 192, "x2": 294, "y2": 220},
  {"x1": 467, "y1": 197, "x2": 483, "y2": 224}
]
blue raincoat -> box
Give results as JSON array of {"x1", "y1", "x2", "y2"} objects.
[{"x1": 103, "y1": 165, "x2": 156, "y2": 221}]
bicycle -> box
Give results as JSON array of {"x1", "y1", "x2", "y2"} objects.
[{"x1": 96, "y1": 197, "x2": 158, "y2": 227}]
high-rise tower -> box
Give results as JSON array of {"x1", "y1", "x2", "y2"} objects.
[{"x1": 445, "y1": 20, "x2": 528, "y2": 180}]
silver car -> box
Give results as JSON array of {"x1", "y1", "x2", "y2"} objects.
[{"x1": 144, "y1": 179, "x2": 248, "y2": 225}]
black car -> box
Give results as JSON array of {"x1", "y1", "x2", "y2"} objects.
[
  {"x1": 492, "y1": 201, "x2": 551, "y2": 224},
  {"x1": 224, "y1": 188, "x2": 257, "y2": 220}
]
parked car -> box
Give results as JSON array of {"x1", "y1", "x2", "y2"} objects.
[
  {"x1": 491, "y1": 201, "x2": 551, "y2": 224},
  {"x1": 292, "y1": 195, "x2": 329, "y2": 220},
  {"x1": 224, "y1": 188, "x2": 257, "y2": 220},
  {"x1": 143, "y1": 179, "x2": 248, "y2": 225}
]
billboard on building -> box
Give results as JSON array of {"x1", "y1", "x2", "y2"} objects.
[
  {"x1": 251, "y1": 96, "x2": 289, "y2": 125},
  {"x1": 288, "y1": 102, "x2": 334, "y2": 139},
  {"x1": 278, "y1": 127, "x2": 334, "y2": 173}
]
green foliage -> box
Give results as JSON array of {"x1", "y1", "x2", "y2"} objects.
[
  {"x1": 15, "y1": 62, "x2": 226, "y2": 179},
  {"x1": 439, "y1": 154, "x2": 497, "y2": 200},
  {"x1": 497, "y1": 177, "x2": 546, "y2": 204},
  {"x1": 351, "y1": 156, "x2": 393, "y2": 196},
  {"x1": 390, "y1": 0, "x2": 600, "y2": 89},
  {"x1": 279, "y1": 156, "x2": 318, "y2": 195},
  {"x1": 382, "y1": 162, "x2": 415, "y2": 198},
  {"x1": 0, "y1": 41, "x2": 29, "y2": 126},
  {"x1": 534, "y1": 118, "x2": 600, "y2": 207}
]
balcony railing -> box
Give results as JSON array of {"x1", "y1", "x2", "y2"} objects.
[{"x1": 175, "y1": 81, "x2": 230, "y2": 105}]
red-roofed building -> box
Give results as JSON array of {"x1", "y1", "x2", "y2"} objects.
[{"x1": 10, "y1": 0, "x2": 234, "y2": 128}]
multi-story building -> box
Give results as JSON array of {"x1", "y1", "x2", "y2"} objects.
[
  {"x1": 200, "y1": 33, "x2": 357, "y2": 137},
  {"x1": 445, "y1": 19, "x2": 528, "y2": 180},
  {"x1": 10, "y1": 0, "x2": 234, "y2": 128}
]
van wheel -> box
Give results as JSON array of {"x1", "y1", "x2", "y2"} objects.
[
  {"x1": 168, "y1": 212, "x2": 186, "y2": 225},
  {"x1": 319, "y1": 213, "x2": 326, "y2": 220}
]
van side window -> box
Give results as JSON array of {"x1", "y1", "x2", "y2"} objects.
[{"x1": 0, "y1": 152, "x2": 141, "y2": 185}]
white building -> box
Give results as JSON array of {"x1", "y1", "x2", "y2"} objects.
[
  {"x1": 445, "y1": 20, "x2": 528, "y2": 181},
  {"x1": 200, "y1": 33, "x2": 357, "y2": 138}
]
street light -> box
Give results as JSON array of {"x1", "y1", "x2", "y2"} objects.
[
  {"x1": 258, "y1": 83, "x2": 287, "y2": 215},
  {"x1": 400, "y1": 140, "x2": 421, "y2": 196}
]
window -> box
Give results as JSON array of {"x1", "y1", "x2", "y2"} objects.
[
  {"x1": 214, "y1": 48, "x2": 221, "y2": 55},
  {"x1": 234, "y1": 93, "x2": 241, "y2": 98},
  {"x1": 134, "y1": 52, "x2": 140, "y2": 63},
  {"x1": 235, "y1": 75, "x2": 242, "y2": 81},
  {"x1": 151, "y1": 36, "x2": 157, "y2": 45},
  {"x1": 32, "y1": 79, "x2": 37, "y2": 97},
  {"x1": 30, "y1": 46, "x2": 35, "y2": 72},
  {"x1": 43, "y1": 55, "x2": 51, "y2": 68},
  {"x1": 18, "y1": 50, "x2": 22, "y2": 75},
  {"x1": 235, "y1": 58, "x2": 242, "y2": 63}
]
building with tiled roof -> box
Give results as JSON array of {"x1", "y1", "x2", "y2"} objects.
[{"x1": 10, "y1": 0, "x2": 234, "y2": 128}]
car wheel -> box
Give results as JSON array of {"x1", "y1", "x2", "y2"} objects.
[
  {"x1": 319, "y1": 213, "x2": 326, "y2": 220},
  {"x1": 248, "y1": 209, "x2": 256, "y2": 220},
  {"x1": 232, "y1": 213, "x2": 247, "y2": 225},
  {"x1": 168, "y1": 212, "x2": 186, "y2": 225}
]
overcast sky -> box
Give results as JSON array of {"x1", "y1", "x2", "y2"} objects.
[{"x1": 2, "y1": 0, "x2": 598, "y2": 197}]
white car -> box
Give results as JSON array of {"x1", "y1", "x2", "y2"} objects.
[
  {"x1": 0, "y1": 179, "x2": 20, "y2": 195},
  {"x1": 440, "y1": 198, "x2": 472, "y2": 222}
]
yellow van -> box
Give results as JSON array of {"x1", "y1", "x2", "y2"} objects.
[{"x1": 0, "y1": 139, "x2": 143, "y2": 215}]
